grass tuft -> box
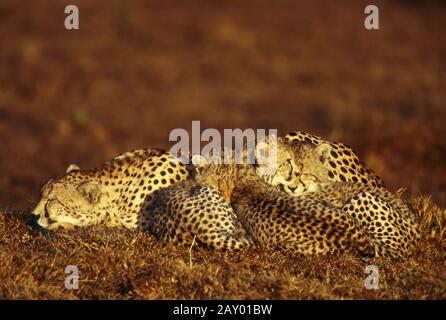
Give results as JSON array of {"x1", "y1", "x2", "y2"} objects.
[{"x1": 0, "y1": 196, "x2": 444, "y2": 300}]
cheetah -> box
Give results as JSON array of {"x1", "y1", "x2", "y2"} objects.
[
  {"x1": 279, "y1": 131, "x2": 385, "y2": 195},
  {"x1": 32, "y1": 148, "x2": 252, "y2": 251},
  {"x1": 192, "y1": 155, "x2": 420, "y2": 258},
  {"x1": 253, "y1": 133, "x2": 420, "y2": 258},
  {"x1": 191, "y1": 156, "x2": 375, "y2": 256}
]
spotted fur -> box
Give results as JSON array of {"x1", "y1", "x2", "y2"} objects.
[
  {"x1": 193, "y1": 162, "x2": 376, "y2": 256},
  {"x1": 192, "y1": 156, "x2": 419, "y2": 258},
  {"x1": 33, "y1": 148, "x2": 256, "y2": 251},
  {"x1": 144, "y1": 181, "x2": 254, "y2": 251},
  {"x1": 33, "y1": 148, "x2": 191, "y2": 230},
  {"x1": 283, "y1": 131, "x2": 384, "y2": 195}
]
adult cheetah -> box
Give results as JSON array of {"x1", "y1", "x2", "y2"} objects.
[{"x1": 32, "y1": 148, "x2": 252, "y2": 251}]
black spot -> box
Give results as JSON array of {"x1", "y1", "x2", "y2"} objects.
[
  {"x1": 329, "y1": 161, "x2": 336, "y2": 168},
  {"x1": 330, "y1": 150, "x2": 339, "y2": 158}
]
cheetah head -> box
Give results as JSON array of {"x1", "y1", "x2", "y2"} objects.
[
  {"x1": 255, "y1": 137, "x2": 340, "y2": 195},
  {"x1": 32, "y1": 164, "x2": 106, "y2": 230}
]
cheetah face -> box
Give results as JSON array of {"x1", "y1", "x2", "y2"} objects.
[{"x1": 33, "y1": 165, "x2": 105, "y2": 229}]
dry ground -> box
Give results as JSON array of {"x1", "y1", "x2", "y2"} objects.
[
  {"x1": 0, "y1": 196, "x2": 444, "y2": 299},
  {"x1": 0, "y1": 0, "x2": 445, "y2": 299}
]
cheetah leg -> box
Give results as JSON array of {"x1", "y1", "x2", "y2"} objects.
[
  {"x1": 178, "y1": 199, "x2": 255, "y2": 252},
  {"x1": 141, "y1": 184, "x2": 255, "y2": 252},
  {"x1": 193, "y1": 227, "x2": 254, "y2": 252}
]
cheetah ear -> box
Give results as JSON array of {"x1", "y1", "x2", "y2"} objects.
[
  {"x1": 314, "y1": 143, "x2": 332, "y2": 163},
  {"x1": 77, "y1": 181, "x2": 101, "y2": 204},
  {"x1": 191, "y1": 154, "x2": 209, "y2": 168},
  {"x1": 66, "y1": 164, "x2": 81, "y2": 174}
]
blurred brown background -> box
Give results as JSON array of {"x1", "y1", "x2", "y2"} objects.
[{"x1": 0, "y1": 0, "x2": 445, "y2": 208}]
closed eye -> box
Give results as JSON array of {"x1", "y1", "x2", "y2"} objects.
[{"x1": 45, "y1": 198, "x2": 70, "y2": 217}]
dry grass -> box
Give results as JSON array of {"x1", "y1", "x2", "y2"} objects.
[{"x1": 0, "y1": 196, "x2": 444, "y2": 300}]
